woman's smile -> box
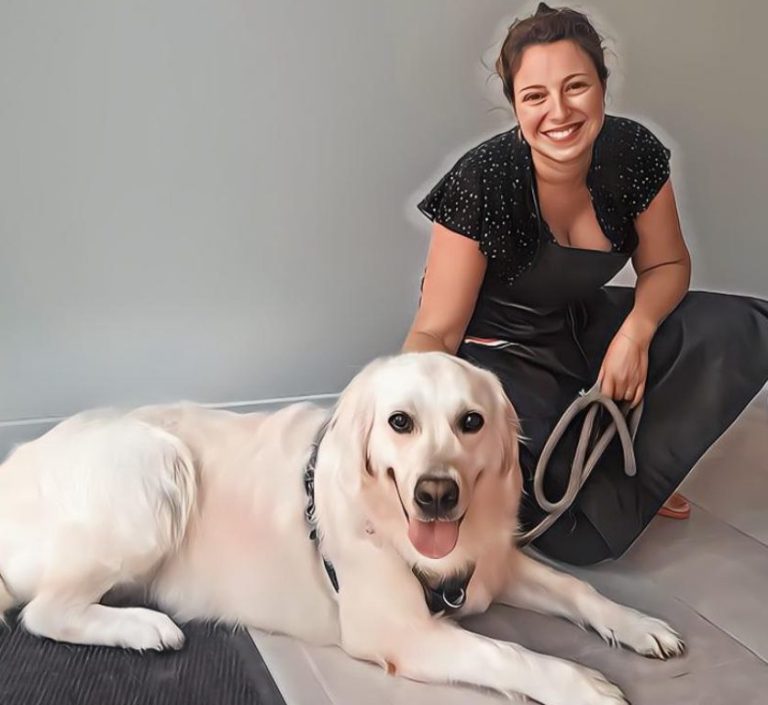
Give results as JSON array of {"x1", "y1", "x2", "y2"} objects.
[{"x1": 541, "y1": 121, "x2": 584, "y2": 143}]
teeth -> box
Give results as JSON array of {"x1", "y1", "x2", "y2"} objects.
[{"x1": 545, "y1": 124, "x2": 579, "y2": 140}]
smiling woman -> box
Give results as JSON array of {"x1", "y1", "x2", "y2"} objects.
[{"x1": 403, "y1": 3, "x2": 768, "y2": 565}]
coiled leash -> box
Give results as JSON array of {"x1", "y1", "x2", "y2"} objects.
[{"x1": 516, "y1": 382, "x2": 644, "y2": 546}]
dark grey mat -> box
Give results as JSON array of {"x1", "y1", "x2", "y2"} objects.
[{"x1": 0, "y1": 609, "x2": 286, "y2": 705}]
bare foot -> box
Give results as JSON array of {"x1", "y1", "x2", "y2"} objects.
[{"x1": 658, "y1": 492, "x2": 690, "y2": 520}]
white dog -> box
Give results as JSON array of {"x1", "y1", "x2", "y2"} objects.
[{"x1": 0, "y1": 353, "x2": 683, "y2": 704}]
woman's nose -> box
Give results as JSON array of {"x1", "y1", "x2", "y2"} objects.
[
  {"x1": 549, "y1": 93, "x2": 571, "y2": 122},
  {"x1": 550, "y1": 93, "x2": 570, "y2": 121}
]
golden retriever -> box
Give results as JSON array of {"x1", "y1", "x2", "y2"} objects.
[{"x1": 0, "y1": 353, "x2": 683, "y2": 704}]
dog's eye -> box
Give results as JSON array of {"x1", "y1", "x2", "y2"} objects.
[
  {"x1": 388, "y1": 412, "x2": 414, "y2": 434},
  {"x1": 460, "y1": 412, "x2": 484, "y2": 433}
]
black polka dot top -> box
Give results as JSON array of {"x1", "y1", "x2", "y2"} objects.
[{"x1": 417, "y1": 116, "x2": 671, "y2": 285}]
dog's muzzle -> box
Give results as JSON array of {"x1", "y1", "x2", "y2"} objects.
[
  {"x1": 413, "y1": 476, "x2": 459, "y2": 520},
  {"x1": 406, "y1": 475, "x2": 463, "y2": 559}
]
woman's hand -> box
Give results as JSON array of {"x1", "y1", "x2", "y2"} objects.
[{"x1": 598, "y1": 324, "x2": 651, "y2": 408}]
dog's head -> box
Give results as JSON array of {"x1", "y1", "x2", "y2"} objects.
[{"x1": 324, "y1": 352, "x2": 521, "y2": 571}]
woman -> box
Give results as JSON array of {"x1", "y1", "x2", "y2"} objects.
[{"x1": 403, "y1": 4, "x2": 768, "y2": 565}]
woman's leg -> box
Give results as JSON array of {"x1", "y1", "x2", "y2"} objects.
[
  {"x1": 578, "y1": 288, "x2": 768, "y2": 556},
  {"x1": 529, "y1": 511, "x2": 612, "y2": 566}
]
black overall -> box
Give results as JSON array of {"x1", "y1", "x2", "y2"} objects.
[
  {"x1": 457, "y1": 197, "x2": 768, "y2": 564},
  {"x1": 419, "y1": 117, "x2": 768, "y2": 565}
]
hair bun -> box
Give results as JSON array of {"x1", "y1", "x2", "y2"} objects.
[{"x1": 535, "y1": 2, "x2": 556, "y2": 15}]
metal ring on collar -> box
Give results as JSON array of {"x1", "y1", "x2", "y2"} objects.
[{"x1": 442, "y1": 588, "x2": 466, "y2": 610}]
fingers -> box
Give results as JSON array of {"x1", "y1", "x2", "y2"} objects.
[
  {"x1": 600, "y1": 375, "x2": 613, "y2": 400},
  {"x1": 600, "y1": 373, "x2": 644, "y2": 404}
]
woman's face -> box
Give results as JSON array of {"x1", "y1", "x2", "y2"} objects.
[{"x1": 513, "y1": 40, "x2": 605, "y2": 165}]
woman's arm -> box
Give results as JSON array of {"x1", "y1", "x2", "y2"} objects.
[
  {"x1": 599, "y1": 180, "x2": 691, "y2": 405},
  {"x1": 624, "y1": 179, "x2": 691, "y2": 343},
  {"x1": 402, "y1": 223, "x2": 487, "y2": 354}
]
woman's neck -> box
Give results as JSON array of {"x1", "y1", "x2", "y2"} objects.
[{"x1": 531, "y1": 149, "x2": 592, "y2": 189}]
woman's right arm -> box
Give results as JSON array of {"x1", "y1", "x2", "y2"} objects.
[{"x1": 402, "y1": 223, "x2": 487, "y2": 354}]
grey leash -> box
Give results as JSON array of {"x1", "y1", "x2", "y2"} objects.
[{"x1": 516, "y1": 382, "x2": 643, "y2": 546}]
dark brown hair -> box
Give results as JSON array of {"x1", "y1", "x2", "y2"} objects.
[{"x1": 495, "y1": 3, "x2": 609, "y2": 106}]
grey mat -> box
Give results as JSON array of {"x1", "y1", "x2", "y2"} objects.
[{"x1": 0, "y1": 608, "x2": 285, "y2": 705}]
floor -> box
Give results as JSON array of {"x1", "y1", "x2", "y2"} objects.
[{"x1": 249, "y1": 386, "x2": 768, "y2": 705}]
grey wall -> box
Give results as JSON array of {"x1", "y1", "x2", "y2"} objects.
[
  {"x1": 1, "y1": 1, "x2": 766, "y2": 442},
  {"x1": 588, "y1": 1, "x2": 768, "y2": 292}
]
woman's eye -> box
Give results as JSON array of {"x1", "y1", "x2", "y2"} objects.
[
  {"x1": 460, "y1": 412, "x2": 485, "y2": 433},
  {"x1": 567, "y1": 82, "x2": 587, "y2": 91},
  {"x1": 388, "y1": 412, "x2": 414, "y2": 434},
  {"x1": 522, "y1": 92, "x2": 544, "y2": 102}
]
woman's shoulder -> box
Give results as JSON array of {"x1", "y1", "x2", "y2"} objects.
[
  {"x1": 417, "y1": 127, "x2": 529, "y2": 256},
  {"x1": 597, "y1": 115, "x2": 671, "y2": 163},
  {"x1": 437, "y1": 127, "x2": 526, "y2": 180},
  {"x1": 594, "y1": 115, "x2": 672, "y2": 217}
]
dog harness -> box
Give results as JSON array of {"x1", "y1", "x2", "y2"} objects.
[
  {"x1": 302, "y1": 419, "x2": 339, "y2": 592},
  {"x1": 303, "y1": 422, "x2": 472, "y2": 616}
]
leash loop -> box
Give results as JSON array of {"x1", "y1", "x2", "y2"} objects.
[{"x1": 517, "y1": 382, "x2": 643, "y2": 546}]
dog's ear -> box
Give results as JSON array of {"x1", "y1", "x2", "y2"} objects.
[
  {"x1": 484, "y1": 369, "x2": 521, "y2": 477},
  {"x1": 449, "y1": 357, "x2": 521, "y2": 477},
  {"x1": 324, "y1": 358, "x2": 387, "y2": 493}
]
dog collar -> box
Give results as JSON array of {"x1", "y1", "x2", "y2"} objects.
[
  {"x1": 412, "y1": 565, "x2": 474, "y2": 615},
  {"x1": 302, "y1": 422, "x2": 472, "y2": 615}
]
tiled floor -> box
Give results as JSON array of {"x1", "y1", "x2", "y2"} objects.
[{"x1": 250, "y1": 387, "x2": 768, "y2": 704}]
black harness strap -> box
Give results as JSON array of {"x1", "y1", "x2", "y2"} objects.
[
  {"x1": 303, "y1": 420, "x2": 338, "y2": 592},
  {"x1": 412, "y1": 565, "x2": 475, "y2": 616}
]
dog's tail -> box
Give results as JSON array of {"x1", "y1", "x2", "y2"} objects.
[{"x1": 0, "y1": 573, "x2": 16, "y2": 625}]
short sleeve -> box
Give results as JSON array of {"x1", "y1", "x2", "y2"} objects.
[
  {"x1": 626, "y1": 122, "x2": 671, "y2": 217},
  {"x1": 414, "y1": 129, "x2": 530, "y2": 271},
  {"x1": 417, "y1": 152, "x2": 486, "y2": 248}
]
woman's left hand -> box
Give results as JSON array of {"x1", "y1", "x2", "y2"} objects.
[{"x1": 598, "y1": 327, "x2": 650, "y2": 408}]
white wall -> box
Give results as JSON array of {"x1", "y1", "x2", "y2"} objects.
[{"x1": 1, "y1": 1, "x2": 765, "y2": 449}]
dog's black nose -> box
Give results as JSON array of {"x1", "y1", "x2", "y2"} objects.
[{"x1": 414, "y1": 477, "x2": 459, "y2": 518}]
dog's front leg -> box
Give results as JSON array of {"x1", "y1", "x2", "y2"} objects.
[
  {"x1": 336, "y1": 551, "x2": 626, "y2": 705},
  {"x1": 499, "y1": 552, "x2": 685, "y2": 659}
]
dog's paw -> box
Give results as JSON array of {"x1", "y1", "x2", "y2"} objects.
[
  {"x1": 537, "y1": 661, "x2": 627, "y2": 705},
  {"x1": 600, "y1": 611, "x2": 685, "y2": 660},
  {"x1": 561, "y1": 664, "x2": 628, "y2": 705},
  {"x1": 117, "y1": 608, "x2": 185, "y2": 651}
]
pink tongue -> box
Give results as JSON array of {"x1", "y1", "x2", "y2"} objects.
[{"x1": 408, "y1": 519, "x2": 460, "y2": 558}]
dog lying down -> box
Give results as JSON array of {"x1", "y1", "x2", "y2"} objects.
[{"x1": 0, "y1": 352, "x2": 683, "y2": 704}]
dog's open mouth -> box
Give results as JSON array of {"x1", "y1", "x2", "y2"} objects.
[
  {"x1": 388, "y1": 467, "x2": 464, "y2": 559},
  {"x1": 407, "y1": 518, "x2": 461, "y2": 559}
]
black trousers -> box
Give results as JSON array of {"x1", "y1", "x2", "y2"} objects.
[{"x1": 460, "y1": 288, "x2": 768, "y2": 565}]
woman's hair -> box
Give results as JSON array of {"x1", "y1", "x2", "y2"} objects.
[{"x1": 495, "y1": 3, "x2": 609, "y2": 106}]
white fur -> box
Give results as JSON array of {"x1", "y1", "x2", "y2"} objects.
[{"x1": 0, "y1": 353, "x2": 683, "y2": 704}]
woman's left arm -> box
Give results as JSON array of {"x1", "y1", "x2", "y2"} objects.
[
  {"x1": 599, "y1": 180, "x2": 691, "y2": 405},
  {"x1": 625, "y1": 179, "x2": 691, "y2": 342}
]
